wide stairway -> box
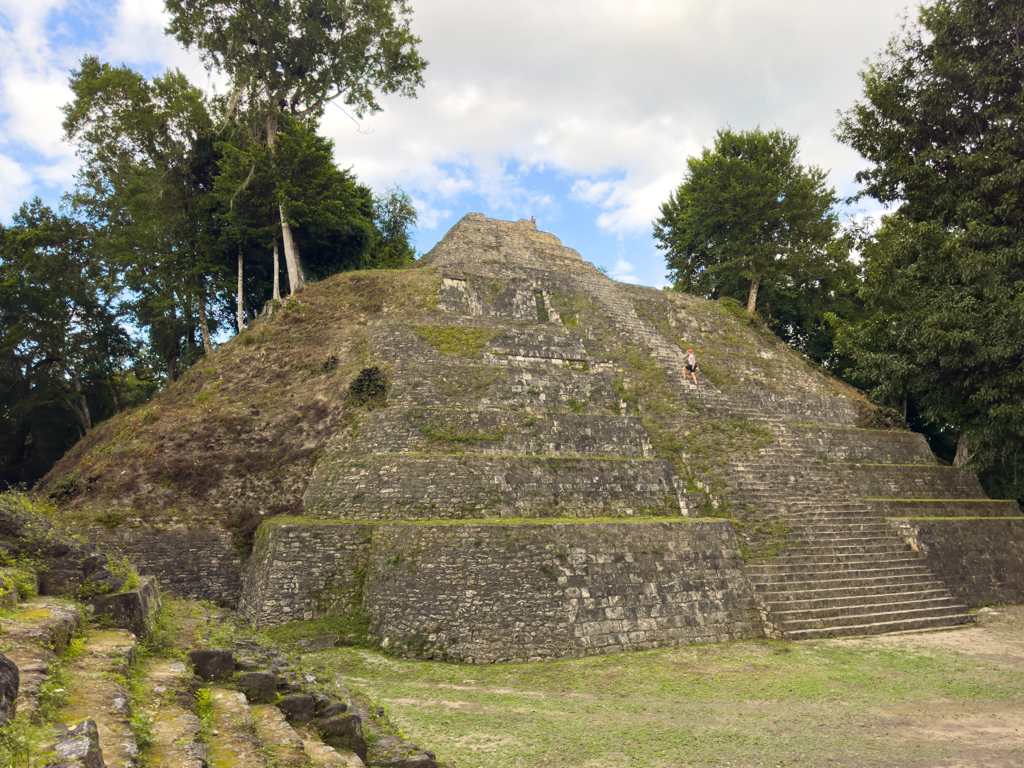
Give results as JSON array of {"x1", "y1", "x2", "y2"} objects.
[{"x1": 723, "y1": 428, "x2": 974, "y2": 639}]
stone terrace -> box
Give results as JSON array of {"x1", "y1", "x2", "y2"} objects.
[{"x1": 240, "y1": 214, "x2": 1023, "y2": 658}]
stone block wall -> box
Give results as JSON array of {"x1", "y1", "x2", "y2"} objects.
[
  {"x1": 868, "y1": 499, "x2": 1022, "y2": 518},
  {"x1": 889, "y1": 518, "x2": 1024, "y2": 606},
  {"x1": 833, "y1": 464, "x2": 988, "y2": 500},
  {"x1": 238, "y1": 522, "x2": 373, "y2": 625},
  {"x1": 351, "y1": 409, "x2": 652, "y2": 459},
  {"x1": 304, "y1": 455, "x2": 684, "y2": 520},
  {"x1": 85, "y1": 520, "x2": 242, "y2": 607},
  {"x1": 239, "y1": 519, "x2": 762, "y2": 662},
  {"x1": 795, "y1": 427, "x2": 937, "y2": 465}
]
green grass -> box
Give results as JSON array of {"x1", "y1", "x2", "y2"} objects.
[
  {"x1": 412, "y1": 325, "x2": 495, "y2": 357},
  {"x1": 303, "y1": 625, "x2": 1024, "y2": 768}
]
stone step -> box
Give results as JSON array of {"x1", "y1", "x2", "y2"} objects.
[
  {"x1": 144, "y1": 659, "x2": 206, "y2": 768},
  {"x1": 300, "y1": 734, "x2": 367, "y2": 767},
  {"x1": 753, "y1": 573, "x2": 948, "y2": 596},
  {"x1": 775, "y1": 597, "x2": 963, "y2": 628},
  {"x1": 207, "y1": 688, "x2": 265, "y2": 767},
  {"x1": 783, "y1": 612, "x2": 974, "y2": 640},
  {"x1": 56, "y1": 628, "x2": 139, "y2": 768},
  {"x1": 745, "y1": 556, "x2": 929, "y2": 577},
  {"x1": 252, "y1": 704, "x2": 313, "y2": 768},
  {"x1": 774, "y1": 542, "x2": 910, "y2": 557},
  {"x1": 0, "y1": 599, "x2": 83, "y2": 717},
  {"x1": 765, "y1": 587, "x2": 955, "y2": 612},
  {"x1": 748, "y1": 563, "x2": 935, "y2": 585}
]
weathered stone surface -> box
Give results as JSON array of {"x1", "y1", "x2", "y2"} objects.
[
  {"x1": 188, "y1": 648, "x2": 234, "y2": 681},
  {"x1": 313, "y1": 714, "x2": 368, "y2": 762},
  {"x1": 38, "y1": 568, "x2": 84, "y2": 596},
  {"x1": 237, "y1": 671, "x2": 278, "y2": 704},
  {"x1": 319, "y1": 701, "x2": 348, "y2": 718},
  {"x1": 78, "y1": 552, "x2": 109, "y2": 578},
  {"x1": 46, "y1": 719, "x2": 104, "y2": 768},
  {"x1": 90, "y1": 576, "x2": 161, "y2": 639},
  {"x1": 297, "y1": 634, "x2": 337, "y2": 652},
  {"x1": 0, "y1": 653, "x2": 18, "y2": 724},
  {"x1": 890, "y1": 518, "x2": 1024, "y2": 606},
  {"x1": 85, "y1": 520, "x2": 242, "y2": 607},
  {"x1": 279, "y1": 693, "x2": 315, "y2": 723}
]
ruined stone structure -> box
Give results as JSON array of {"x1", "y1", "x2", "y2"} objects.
[
  {"x1": 229, "y1": 214, "x2": 1022, "y2": 660},
  {"x1": 87, "y1": 214, "x2": 1024, "y2": 662}
]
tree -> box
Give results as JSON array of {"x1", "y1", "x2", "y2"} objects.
[
  {"x1": 63, "y1": 57, "x2": 229, "y2": 378},
  {"x1": 165, "y1": 0, "x2": 428, "y2": 293},
  {"x1": 367, "y1": 186, "x2": 417, "y2": 268},
  {"x1": 0, "y1": 200, "x2": 134, "y2": 439},
  {"x1": 654, "y1": 127, "x2": 842, "y2": 314},
  {"x1": 834, "y1": 0, "x2": 1024, "y2": 473}
]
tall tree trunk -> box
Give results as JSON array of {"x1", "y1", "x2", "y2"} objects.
[
  {"x1": 954, "y1": 432, "x2": 970, "y2": 467},
  {"x1": 198, "y1": 291, "x2": 213, "y2": 355},
  {"x1": 279, "y1": 207, "x2": 305, "y2": 293},
  {"x1": 267, "y1": 115, "x2": 305, "y2": 294},
  {"x1": 272, "y1": 240, "x2": 281, "y2": 301},
  {"x1": 63, "y1": 366, "x2": 91, "y2": 436},
  {"x1": 746, "y1": 276, "x2": 761, "y2": 314},
  {"x1": 237, "y1": 244, "x2": 245, "y2": 334}
]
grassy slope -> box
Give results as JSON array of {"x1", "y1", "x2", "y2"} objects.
[
  {"x1": 41, "y1": 268, "x2": 441, "y2": 524},
  {"x1": 300, "y1": 609, "x2": 1024, "y2": 768}
]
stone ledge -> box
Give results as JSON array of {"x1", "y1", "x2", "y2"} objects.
[{"x1": 888, "y1": 517, "x2": 1024, "y2": 606}]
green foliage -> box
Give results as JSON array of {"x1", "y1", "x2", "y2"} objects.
[
  {"x1": 834, "y1": 0, "x2": 1024, "y2": 474},
  {"x1": 412, "y1": 325, "x2": 495, "y2": 357},
  {"x1": 654, "y1": 127, "x2": 846, "y2": 318},
  {"x1": 0, "y1": 712, "x2": 57, "y2": 768},
  {"x1": 348, "y1": 366, "x2": 389, "y2": 406},
  {"x1": 261, "y1": 610, "x2": 373, "y2": 647},
  {"x1": 194, "y1": 688, "x2": 214, "y2": 743}
]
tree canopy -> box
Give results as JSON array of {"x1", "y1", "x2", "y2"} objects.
[
  {"x1": 654, "y1": 127, "x2": 843, "y2": 315},
  {"x1": 834, "y1": 0, "x2": 1024, "y2": 475},
  {"x1": 165, "y1": 0, "x2": 428, "y2": 292}
]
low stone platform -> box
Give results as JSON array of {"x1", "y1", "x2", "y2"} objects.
[{"x1": 239, "y1": 519, "x2": 761, "y2": 662}]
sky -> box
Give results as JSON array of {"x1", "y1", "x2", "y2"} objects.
[{"x1": 0, "y1": 0, "x2": 910, "y2": 288}]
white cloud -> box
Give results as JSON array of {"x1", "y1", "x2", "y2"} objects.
[
  {"x1": 611, "y1": 258, "x2": 639, "y2": 284},
  {"x1": 1, "y1": 0, "x2": 908, "y2": 264}
]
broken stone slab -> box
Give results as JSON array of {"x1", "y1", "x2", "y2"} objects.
[
  {"x1": 89, "y1": 576, "x2": 160, "y2": 639},
  {"x1": 44, "y1": 719, "x2": 104, "y2": 768},
  {"x1": 320, "y1": 701, "x2": 349, "y2": 718},
  {"x1": 313, "y1": 714, "x2": 368, "y2": 763},
  {"x1": 301, "y1": 734, "x2": 365, "y2": 767},
  {"x1": 296, "y1": 634, "x2": 337, "y2": 652},
  {"x1": 0, "y1": 652, "x2": 18, "y2": 725},
  {"x1": 238, "y1": 671, "x2": 278, "y2": 704},
  {"x1": 78, "y1": 552, "x2": 108, "y2": 578},
  {"x1": 189, "y1": 648, "x2": 235, "y2": 681},
  {"x1": 384, "y1": 754, "x2": 439, "y2": 768},
  {"x1": 279, "y1": 693, "x2": 316, "y2": 723},
  {"x1": 252, "y1": 704, "x2": 308, "y2": 766}
]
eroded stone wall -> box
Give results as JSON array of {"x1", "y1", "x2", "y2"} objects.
[
  {"x1": 239, "y1": 519, "x2": 762, "y2": 662},
  {"x1": 86, "y1": 520, "x2": 242, "y2": 607},
  {"x1": 889, "y1": 518, "x2": 1024, "y2": 606}
]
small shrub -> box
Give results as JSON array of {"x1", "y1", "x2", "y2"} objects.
[
  {"x1": 348, "y1": 366, "x2": 389, "y2": 406},
  {"x1": 859, "y1": 404, "x2": 910, "y2": 431},
  {"x1": 48, "y1": 475, "x2": 81, "y2": 504}
]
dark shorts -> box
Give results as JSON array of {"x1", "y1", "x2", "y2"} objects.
[{"x1": 686, "y1": 364, "x2": 697, "y2": 373}]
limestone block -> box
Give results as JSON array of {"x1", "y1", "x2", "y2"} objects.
[
  {"x1": 90, "y1": 576, "x2": 161, "y2": 639},
  {"x1": 189, "y1": 648, "x2": 234, "y2": 681}
]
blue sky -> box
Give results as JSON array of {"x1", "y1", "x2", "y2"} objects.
[{"x1": 0, "y1": 0, "x2": 908, "y2": 288}]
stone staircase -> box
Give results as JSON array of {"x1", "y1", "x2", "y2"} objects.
[{"x1": 722, "y1": 435, "x2": 974, "y2": 639}]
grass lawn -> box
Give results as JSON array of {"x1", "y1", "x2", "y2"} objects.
[{"x1": 302, "y1": 606, "x2": 1024, "y2": 767}]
